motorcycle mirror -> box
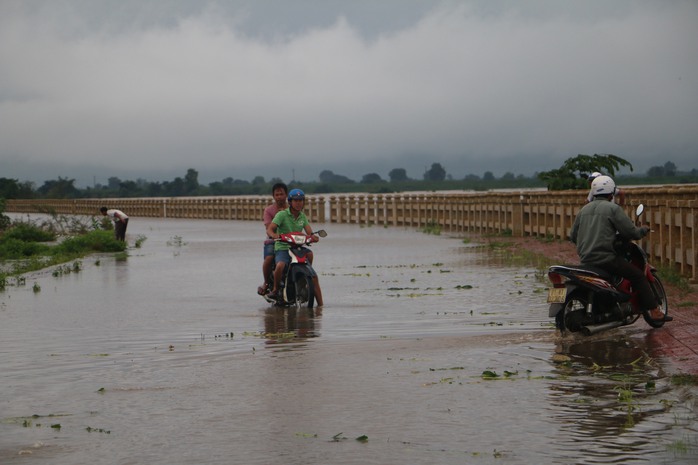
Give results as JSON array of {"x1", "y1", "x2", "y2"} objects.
[
  {"x1": 315, "y1": 230, "x2": 327, "y2": 238},
  {"x1": 636, "y1": 204, "x2": 644, "y2": 217}
]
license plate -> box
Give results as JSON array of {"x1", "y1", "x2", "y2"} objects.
[{"x1": 547, "y1": 288, "x2": 566, "y2": 303}]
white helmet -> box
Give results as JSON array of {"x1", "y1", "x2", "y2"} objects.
[
  {"x1": 590, "y1": 175, "x2": 617, "y2": 196},
  {"x1": 588, "y1": 171, "x2": 602, "y2": 182}
]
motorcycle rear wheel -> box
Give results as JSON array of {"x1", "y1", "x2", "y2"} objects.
[
  {"x1": 643, "y1": 275, "x2": 669, "y2": 328},
  {"x1": 294, "y1": 273, "x2": 315, "y2": 308},
  {"x1": 556, "y1": 291, "x2": 588, "y2": 333}
]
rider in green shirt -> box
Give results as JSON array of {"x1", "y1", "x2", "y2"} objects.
[{"x1": 266, "y1": 189, "x2": 323, "y2": 306}]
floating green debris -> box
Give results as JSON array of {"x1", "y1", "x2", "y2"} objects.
[
  {"x1": 671, "y1": 374, "x2": 698, "y2": 386},
  {"x1": 551, "y1": 354, "x2": 571, "y2": 363},
  {"x1": 331, "y1": 432, "x2": 347, "y2": 442},
  {"x1": 167, "y1": 235, "x2": 187, "y2": 247},
  {"x1": 86, "y1": 426, "x2": 111, "y2": 434},
  {"x1": 356, "y1": 435, "x2": 368, "y2": 443},
  {"x1": 265, "y1": 332, "x2": 296, "y2": 341},
  {"x1": 134, "y1": 235, "x2": 147, "y2": 248}
]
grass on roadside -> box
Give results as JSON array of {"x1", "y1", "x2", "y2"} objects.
[{"x1": 0, "y1": 216, "x2": 127, "y2": 289}]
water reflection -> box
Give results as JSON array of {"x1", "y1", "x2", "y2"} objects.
[
  {"x1": 547, "y1": 333, "x2": 682, "y2": 462},
  {"x1": 262, "y1": 306, "x2": 322, "y2": 345}
]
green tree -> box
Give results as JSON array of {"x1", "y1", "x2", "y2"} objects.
[
  {"x1": 388, "y1": 168, "x2": 408, "y2": 182},
  {"x1": 663, "y1": 161, "x2": 677, "y2": 176},
  {"x1": 319, "y1": 170, "x2": 354, "y2": 184},
  {"x1": 37, "y1": 177, "x2": 80, "y2": 198},
  {"x1": 184, "y1": 168, "x2": 199, "y2": 194},
  {"x1": 538, "y1": 153, "x2": 633, "y2": 190},
  {"x1": 647, "y1": 165, "x2": 665, "y2": 177},
  {"x1": 361, "y1": 173, "x2": 383, "y2": 183},
  {"x1": 163, "y1": 177, "x2": 185, "y2": 196},
  {"x1": 423, "y1": 163, "x2": 446, "y2": 181},
  {"x1": 118, "y1": 180, "x2": 139, "y2": 197},
  {"x1": 0, "y1": 178, "x2": 21, "y2": 199},
  {"x1": 107, "y1": 177, "x2": 121, "y2": 190}
]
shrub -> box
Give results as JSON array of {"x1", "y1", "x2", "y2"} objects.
[
  {"x1": 54, "y1": 230, "x2": 126, "y2": 255},
  {"x1": 1, "y1": 222, "x2": 56, "y2": 242},
  {"x1": 0, "y1": 238, "x2": 51, "y2": 259}
]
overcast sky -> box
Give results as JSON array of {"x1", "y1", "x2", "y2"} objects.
[{"x1": 1, "y1": 0, "x2": 696, "y2": 187}]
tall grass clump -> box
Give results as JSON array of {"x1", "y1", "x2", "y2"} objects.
[
  {"x1": 54, "y1": 230, "x2": 125, "y2": 255},
  {"x1": 1, "y1": 215, "x2": 127, "y2": 283}
]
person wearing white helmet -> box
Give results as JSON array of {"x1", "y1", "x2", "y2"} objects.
[
  {"x1": 586, "y1": 171, "x2": 625, "y2": 204},
  {"x1": 570, "y1": 175, "x2": 672, "y2": 322}
]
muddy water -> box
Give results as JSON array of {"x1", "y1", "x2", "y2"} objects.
[{"x1": 1, "y1": 218, "x2": 696, "y2": 465}]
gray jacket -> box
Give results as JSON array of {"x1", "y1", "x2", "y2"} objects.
[{"x1": 569, "y1": 199, "x2": 647, "y2": 265}]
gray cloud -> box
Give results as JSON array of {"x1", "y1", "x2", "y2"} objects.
[{"x1": 1, "y1": 0, "x2": 697, "y2": 186}]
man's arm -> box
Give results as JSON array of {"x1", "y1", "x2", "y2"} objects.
[
  {"x1": 569, "y1": 216, "x2": 579, "y2": 244},
  {"x1": 266, "y1": 222, "x2": 279, "y2": 239},
  {"x1": 612, "y1": 206, "x2": 646, "y2": 240},
  {"x1": 303, "y1": 224, "x2": 319, "y2": 242}
]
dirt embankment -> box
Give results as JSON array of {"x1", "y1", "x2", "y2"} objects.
[{"x1": 504, "y1": 235, "x2": 697, "y2": 307}]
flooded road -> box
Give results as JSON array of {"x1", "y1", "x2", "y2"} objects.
[{"x1": 1, "y1": 218, "x2": 696, "y2": 464}]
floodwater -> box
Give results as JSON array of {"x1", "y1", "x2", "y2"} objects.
[{"x1": 1, "y1": 218, "x2": 696, "y2": 465}]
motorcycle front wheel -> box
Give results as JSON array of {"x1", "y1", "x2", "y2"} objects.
[
  {"x1": 294, "y1": 273, "x2": 315, "y2": 308},
  {"x1": 643, "y1": 275, "x2": 669, "y2": 328}
]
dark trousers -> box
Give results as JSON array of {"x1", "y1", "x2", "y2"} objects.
[
  {"x1": 114, "y1": 219, "x2": 128, "y2": 241},
  {"x1": 597, "y1": 256, "x2": 657, "y2": 311}
]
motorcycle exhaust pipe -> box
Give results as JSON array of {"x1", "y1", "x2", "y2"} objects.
[{"x1": 581, "y1": 320, "x2": 624, "y2": 336}]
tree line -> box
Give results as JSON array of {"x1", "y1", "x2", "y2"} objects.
[{"x1": 1, "y1": 157, "x2": 696, "y2": 200}]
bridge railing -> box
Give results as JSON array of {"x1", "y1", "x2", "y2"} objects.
[{"x1": 6, "y1": 186, "x2": 696, "y2": 281}]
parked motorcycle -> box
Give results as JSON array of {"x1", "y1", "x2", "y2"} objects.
[
  {"x1": 546, "y1": 205, "x2": 670, "y2": 335},
  {"x1": 263, "y1": 230, "x2": 326, "y2": 308}
]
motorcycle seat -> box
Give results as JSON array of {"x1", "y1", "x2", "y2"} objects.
[{"x1": 549, "y1": 264, "x2": 614, "y2": 281}]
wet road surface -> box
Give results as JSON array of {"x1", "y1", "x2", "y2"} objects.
[{"x1": 1, "y1": 218, "x2": 696, "y2": 464}]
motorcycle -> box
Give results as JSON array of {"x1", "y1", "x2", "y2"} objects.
[
  {"x1": 546, "y1": 204, "x2": 670, "y2": 335},
  {"x1": 263, "y1": 230, "x2": 326, "y2": 308}
]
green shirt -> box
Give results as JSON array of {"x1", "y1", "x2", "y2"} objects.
[
  {"x1": 569, "y1": 199, "x2": 646, "y2": 265},
  {"x1": 272, "y1": 209, "x2": 310, "y2": 251}
]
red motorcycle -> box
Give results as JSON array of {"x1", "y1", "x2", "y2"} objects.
[
  {"x1": 546, "y1": 205, "x2": 670, "y2": 335},
  {"x1": 263, "y1": 230, "x2": 326, "y2": 308}
]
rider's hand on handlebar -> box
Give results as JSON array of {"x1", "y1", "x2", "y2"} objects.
[{"x1": 311, "y1": 234, "x2": 319, "y2": 243}]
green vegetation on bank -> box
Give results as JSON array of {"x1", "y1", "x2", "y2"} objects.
[{"x1": 0, "y1": 209, "x2": 126, "y2": 288}]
